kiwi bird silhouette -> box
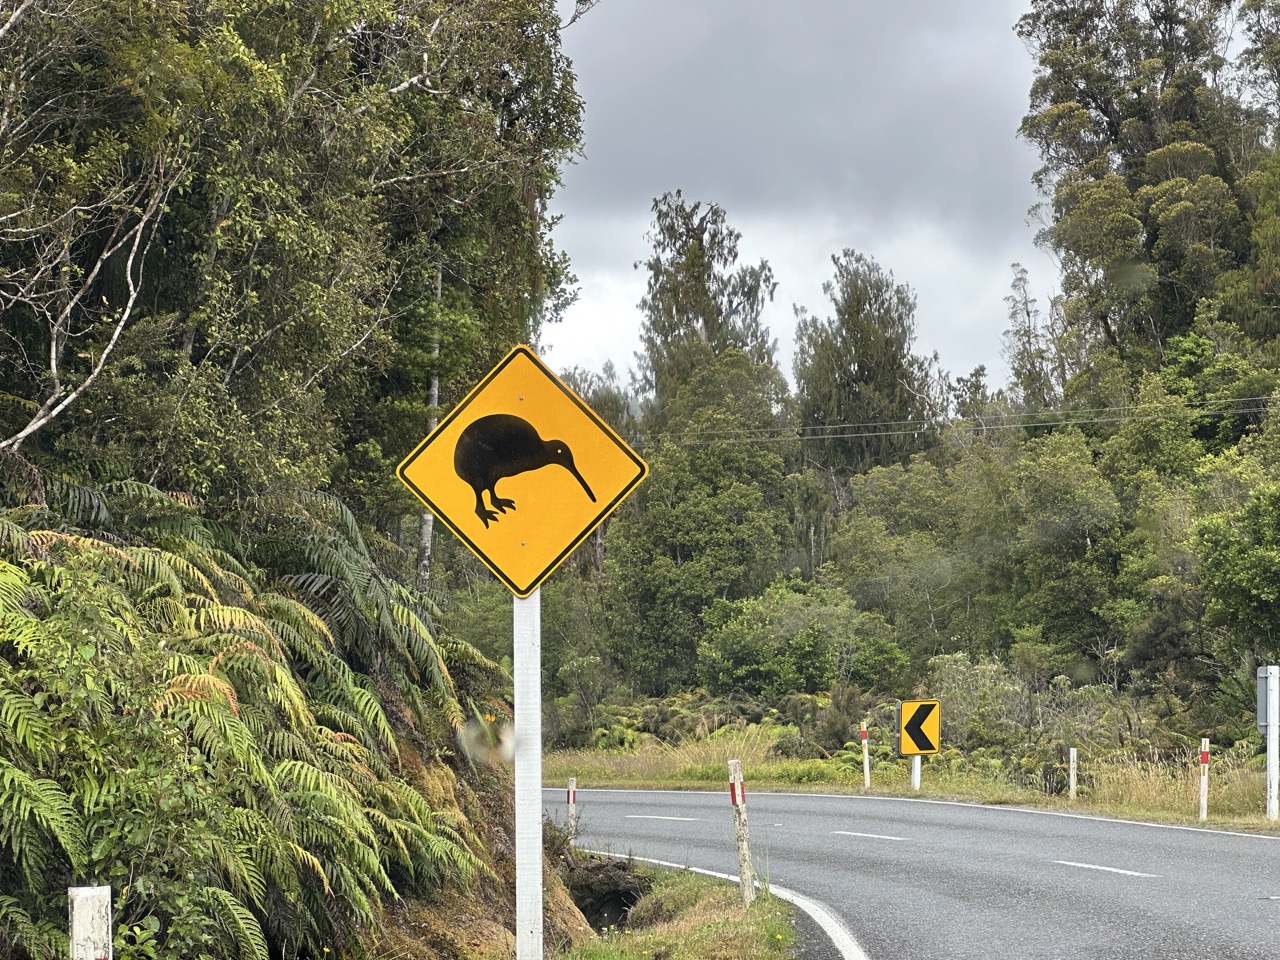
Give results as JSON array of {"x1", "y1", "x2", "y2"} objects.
[{"x1": 454, "y1": 414, "x2": 596, "y2": 528}]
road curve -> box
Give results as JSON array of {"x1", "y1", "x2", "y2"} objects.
[{"x1": 542, "y1": 787, "x2": 1280, "y2": 960}]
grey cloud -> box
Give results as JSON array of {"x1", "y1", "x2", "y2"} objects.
[{"x1": 557, "y1": 0, "x2": 1039, "y2": 239}]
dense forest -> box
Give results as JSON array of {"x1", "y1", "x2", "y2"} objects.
[{"x1": 7, "y1": 0, "x2": 1280, "y2": 957}]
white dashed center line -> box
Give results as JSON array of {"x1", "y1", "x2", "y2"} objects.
[
  {"x1": 1053, "y1": 860, "x2": 1160, "y2": 878},
  {"x1": 624, "y1": 815, "x2": 700, "y2": 821},
  {"x1": 833, "y1": 830, "x2": 908, "y2": 841}
]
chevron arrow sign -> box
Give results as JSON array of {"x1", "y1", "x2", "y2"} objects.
[{"x1": 897, "y1": 699, "x2": 941, "y2": 756}]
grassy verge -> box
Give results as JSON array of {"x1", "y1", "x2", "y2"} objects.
[
  {"x1": 545, "y1": 728, "x2": 1280, "y2": 834},
  {"x1": 557, "y1": 866, "x2": 794, "y2": 960}
]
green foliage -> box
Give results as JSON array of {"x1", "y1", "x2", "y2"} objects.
[
  {"x1": 697, "y1": 579, "x2": 856, "y2": 701},
  {"x1": 0, "y1": 480, "x2": 488, "y2": 960}
]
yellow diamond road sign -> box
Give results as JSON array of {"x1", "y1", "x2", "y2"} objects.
[
  {"x1": 897, "y1": 699, "x2": 941, "y2": 756},
  {"x1": 397, "y1": 345, "x2": 648, "y2": 598}
]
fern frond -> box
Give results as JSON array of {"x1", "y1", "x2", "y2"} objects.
[
  {"x1": 0, "y1": 894, "x2": 64, "y2": 960},
  {"x1": 208, "y1": 640, "x2": 274, "y2": 675},
  {"x1": 348, "y1": 684, "x2": 397, "y2": 757},
  {"x1": 197, "y1": 607, "x2": 284, "y2": 659},
  {"x1": 121, "y1": 547, "x2": 187, "y2": 600},
  {"x1": 203, "y1": 887, "x2": 269, "y2": 960},
  {"x1": 253, "y1": 592, "x2": 335, "y2": 648},
  {"x1": 139, "y1": 596, "x2": 195, "y2": 635},
  {"x1": 0, "y1": 758, "x2": 87, "y2": 875},
  {"x1": 29, "y1": 531, "x2": 135, "y2": 567},
  {"x1": 0, "y1": 681, "x2": 56, "y2": 765},
  {"x1": 161, "y1": 673, "x2": 240, "y2": 716},
  {"x1": 0, "y1": 526, "x2": 33, "y2": 571},
  {"x1": 44, "y1": 477, "x2": 111, "y2": 527},
  {"x1": 212, "y1": 837, "x2": 268, "y2": 910}
]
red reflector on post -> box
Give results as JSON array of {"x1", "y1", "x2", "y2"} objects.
[{"x1": 1201, "y1": 751, "x2": 1210, "y2": 766}]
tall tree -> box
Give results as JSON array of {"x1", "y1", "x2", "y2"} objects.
[
  {"x1": 1002, "y1": 264, "x2": 1060, "y2": 412},
  {"x1": 605, "y1": 350, "x2": 791, "y2": 695},
  {"x1": 633, "y1": 191, "x2": 777, "y2": 414},
  {"x1": 793, "y1": 249, "x2": 943, "y2": 474},
  {"x1": 1017, "y1": 0, "x2": 1263, "y2": 369}
]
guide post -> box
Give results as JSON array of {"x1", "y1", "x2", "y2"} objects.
[{"x1": 1261, "y1": 665, "x2": 1279, "y2": 822}]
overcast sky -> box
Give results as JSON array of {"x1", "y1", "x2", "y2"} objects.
[{"x1": 537, "y1": 0, "x2": 1059, "y2": 390}]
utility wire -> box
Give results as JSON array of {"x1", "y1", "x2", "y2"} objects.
[{"x1": 625, "y1": 395, "x2": 1276, "y2": 449}]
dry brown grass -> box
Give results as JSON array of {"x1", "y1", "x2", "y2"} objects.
[
  {"x1": 545, "y1": 726, "x2": 775, "y2": 788},
  {"x1": 548, "y1": 734, "x2": 1280, "y2": 834}
]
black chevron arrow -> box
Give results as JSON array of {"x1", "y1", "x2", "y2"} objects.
[{"x1": 904, "y1": 702, "x2": 937, "y2": 752}]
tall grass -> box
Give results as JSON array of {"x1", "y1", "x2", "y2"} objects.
[
  {"x1": 557, "y1": 865, "x2": 793, "y2": 960},
  {"x1": 546, "y1": 729, "x2": 1280, "y2": 831},
  {"x1": 546, "y1": 725, "x2": 776, "y2": 787},
  {"x1": 1083, "y1": 743, "x2": 1267, "y2": 822}
]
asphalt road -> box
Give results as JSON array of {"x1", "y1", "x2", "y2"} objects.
[{"x1": 542, "y1": 788, "x2": 1280, "y2": 960}]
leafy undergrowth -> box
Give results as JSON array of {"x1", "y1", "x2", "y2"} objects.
[{"x1": 557, "y1": 867, "x2": 793, "y2": 960}]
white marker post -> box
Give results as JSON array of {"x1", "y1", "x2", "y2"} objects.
[
  {"x1": 69, "y1": 885, "x2": 112, "y2": 960},
  {"x1": 1264, "y1": 665, "x2": 1280, "y2": 822},
  {"x1": 728, "y1": 759, "x2": 755, "y2": 907},
  {"x1": 860, "y1": 721, "x2": 870, "y2": 790},
  {"x1": 514, "y1": 591, "x2": 543, "y2": 959},
  {"x1": 1068, "y1": 748, "x2": 1077, "y2": 801},
  {"x1": 1199, "y1": 738, "x2": 1210, "y2": 823},
  {"x1": 910, "y1": 755, "x2": 921, "y2": 792},
  {"x1": 566, "y1": 777, "x2": 577, "y2": 837}
]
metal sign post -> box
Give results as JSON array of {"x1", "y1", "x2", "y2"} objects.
[
  {"x1": 514, "y1": 591, "x2": 542, "y2": 958},
  {"x1": 1261, "y1": 665, "x2": 1279, "y2": 822}
]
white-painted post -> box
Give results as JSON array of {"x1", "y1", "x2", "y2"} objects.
[
  {"x1": 1268, "y1": 665, "x2": 1279, "y2": 822},
  {"x1": 514, "y1": 591, "x2": 543, "y2": 959},
  {"x1": 69, "y1": 886, "x2": 112, "y2": 960},
  {"x1": 860, "y1": 721, "x2": 870, "y2": 790},
  {"x1": 1068, "y1": 748, "x2": 1077, "y2": 801},
  {"x1": 566, "y1": 777, "x2": 577, "y2": 837},
  {"x1": 1199, "y1": 738, "x2": 1210, "y2": 823},
  {"x1": 728, "y1": 759, "x2": 755, "y2": 906},
  {"x1": 910, "y1": 755, "x2": 921, "y2": 791}
]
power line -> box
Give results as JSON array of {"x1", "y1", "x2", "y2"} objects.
[{"x1": 624, "y1": 395, "x2": 1276, "y2": 449}]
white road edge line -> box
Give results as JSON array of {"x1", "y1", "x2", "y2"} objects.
[
  {"x1": 553, "y1": 787, "x2": 1280, "y2": 842},
  {"x1": 580, "y1": 848, "x2": 870, "y2": 960},
  {"x1": 624, "y1": 815, "x2": 700, "y2": 821},
  {"x1": 833, "y1": 830, "x2": 907, "y2": 841},
  {"x1": 1053, "y1": 860, "x2": 1160, "y2": 878}
]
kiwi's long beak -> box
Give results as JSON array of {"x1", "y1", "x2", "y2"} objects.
[{"x1": 566, "y1": 460, "x2": 596, "y2": 502}]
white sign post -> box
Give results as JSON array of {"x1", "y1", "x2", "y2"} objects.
[
  {"x1": 69, "y1": 886, "x2": 112, "y2": 960},
  {"x1": 514, "y1": 591, "x2": 543, "y2": 959},
  {"x1": 1199, "y1": 738, "x2": 1210, "y2": 823},
  {"x1": 1260, "y1": 665, "x2": 1279, "y2": 822},
  {"x1": 860, "y1": 721, "x2": 870, "y2": 790}
]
